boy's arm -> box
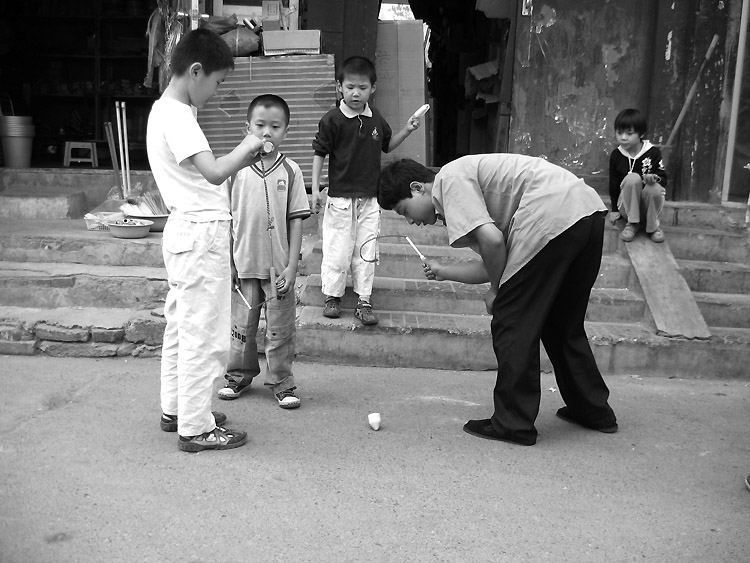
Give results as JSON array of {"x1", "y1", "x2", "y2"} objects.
[
  {"x1": 311, "y1": 154, "x2": 326, "y2": 214},
  {"x1": 190, "y1": 134, "x2": 263, "y2": 185},
  {"x1": 278, "y1": 218, "x2": 303, "y2": 296},
  {"x1": 423, "y1": 260, "x2": 489, "y2": 284},
  {"x1": 474, "y1": 223, "x2": 507, "y2": 314}
]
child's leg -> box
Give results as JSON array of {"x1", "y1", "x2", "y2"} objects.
[
  {"x1": 160, "y1": 285, "x2": 179, "y2": 417},
  {"x1": 261, "y1": 276, "x2": 297, "y2": 394},
  {"x1": 321, "y1": 196, "x2": 355, "y2": 299},
  {"x1": 641, "y1": 183, "x2": 666, "y2": 233},
  {"x1": 617, "y1": 172, "x2": 644, "y2": 224},
  {"x1": 163, "y1": 219, "x2": 232, "y2": 437},
  {"x1": 225, "y1": 277, "x2": 263, "y2": 385},
  {"x1": 350, "y1": 197, "x2": 380, "y2": 301}
]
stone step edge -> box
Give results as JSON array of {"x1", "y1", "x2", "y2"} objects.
[
  {"x1": 300, "y1": 273, "x2": 644, "y2": 302},
  {"x1": 0, "y1": 261, "x2": 167, "y2": 278}
]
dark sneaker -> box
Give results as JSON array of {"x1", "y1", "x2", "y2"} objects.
[
  {"x1": 217, "y1": 376, "x2": 252, "y2": 400},
  {"x1": 161, "y1": 411, "x2": 227, "y2": 432},
  {"x1": 323, "y1": 296, "x2": 341, "y2": 318},
  {"x1": 745, "y1": 474, "x2": 750, "y2": 492},
  {"x1": 556, "y1": 406, "x2": 618, "y2": 433},
  {"x1": 178, "y1": 426, "x2": 247, "y2": 452},
  {"x1": 275, "y1": 386, "x2": 301, "y2": 409},
  {"x1": 354, "y1": 299, "x2": 379, "y2": 325}
]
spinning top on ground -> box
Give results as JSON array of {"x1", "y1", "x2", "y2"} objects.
[{"x1": 368, "y1": 412, "x2": 381, "y2": 431}]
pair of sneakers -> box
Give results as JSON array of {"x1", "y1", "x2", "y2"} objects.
[
  {"x1": 324, "y1": 296, "x2": 379, "y2": 326},
  {"x1": 217, "y1": 377, "x2": 301, "y2": 409},
  {"x1": 621, "y1": 223, "x2": 665, "y2": 243}
]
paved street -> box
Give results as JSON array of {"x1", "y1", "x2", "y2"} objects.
[{"x1": 1, "y1": 355, "x2": 748, "y2": 562}]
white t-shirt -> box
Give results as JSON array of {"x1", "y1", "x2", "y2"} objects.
[
  {"x1": 146, "y1": 97, "x2": 231, "y2": 221},
  {"x1": 432, "y1": 154, "x2": 607, "y2": 286}
]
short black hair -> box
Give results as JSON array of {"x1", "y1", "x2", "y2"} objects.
[
  {"x1": 338, "y1": 56, "x2": 377, "y2": 85},
  {"x1": 614, "y1": 108, "x2": 647, "y2": 136},
  {"x1": 170, "y1": 28, "x2": 235, "y2": 78},
  {"x1": 246, "y1": 94, "x2": 291, "y2": 125},
  {"x1": 377, "y1": 159, "x2": 436, "y2": 210}
]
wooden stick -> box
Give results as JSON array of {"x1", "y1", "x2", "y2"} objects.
[
  {"x1": 114, "y1": 102, "x2": 127, "y2": 198},
  {"x1": 104, "y1": 122, "x2": 123, "y2": 199},
  {"x1": 665, "y1": 34, "x2": 719, "y2": 148},
  {"x1": 122, "y1": 101, "x2": 132, "y2": 198}
]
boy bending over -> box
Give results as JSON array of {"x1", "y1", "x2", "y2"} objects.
[{"x1": 378, "y1": 155, "x2": 618, "y2": 446}]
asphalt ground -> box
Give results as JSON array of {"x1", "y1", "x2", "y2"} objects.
[{"x1": 1, "y1": 355, "x2": 749, "y2": 563}]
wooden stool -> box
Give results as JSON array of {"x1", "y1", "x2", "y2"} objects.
[{"x1": 63, "y1": 141, "x2": 98, "y2": 167}]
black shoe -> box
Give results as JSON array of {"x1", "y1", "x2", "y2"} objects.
[
  {"x1": 745, "y1": 474, "x2": 750, "y2": 493},
  {"x1": 556, "y1": 406, "x2": 618, "y2": 433},
  {"x1": 323, "y1": 296, "x2": 341, "y2": 318},
  {"x1": 463, "y1": 419, "x2": 535, "y2": 446},
  {"x1": 161, "y1": 411, "x2": 226, "y2": 433}
]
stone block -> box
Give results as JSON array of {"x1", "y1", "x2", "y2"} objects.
[
  {"x1": 0, "y1": 339, "x2": 36, "y2": 355},
  {"x1": 37, "y1": 341, "x2": 118, "y2": 357},
  {"x1": 91, "y1": 327, "x2": 125, "y2": 343},
  {"x1": 35, "y1": 323, "x2": 90, "y2": 342},
  {"x1": 124, "y1": 317, "x2": 165, "y2": 345}
]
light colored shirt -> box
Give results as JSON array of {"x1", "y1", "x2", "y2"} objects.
[
  {"x1": 231, "y1": 154, "x2": 310, "y2": 278},
  {"x1": 432, "y1": 154, "x2": 606, "y2": 286},
  {"x1": 146, "y1": 97, "x2": 230, "y2": 222}
]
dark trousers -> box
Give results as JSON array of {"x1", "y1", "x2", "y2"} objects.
[{"x1": 489, "y1": 212, "x2": 616, "y2": 444}]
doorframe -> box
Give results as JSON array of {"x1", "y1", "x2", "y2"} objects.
[{"x1": 721, "y1": 0, "x2": 749, "y2": 206}]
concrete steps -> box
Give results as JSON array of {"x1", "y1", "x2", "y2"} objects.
[
  {"x1": 0, "y1": 167, "x2": 156, "y2": 219},
  {"x1": 0, "y1": 165, "x2": 749, "y2": 378}
]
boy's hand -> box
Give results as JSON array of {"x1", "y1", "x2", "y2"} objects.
[
  {"x1": 276, "y1": 266, "x2": 297, "y2": 297},
  {"x1": 643, "y1": 173, "x2": 660, "y2": 185},
  {"x1": 422, "y1": 260, "x2": 446, "y2": 281},
  {"x1": 311, "y1": 188, "x2": 326, "y2": 214},
  {"x1": 607, "y1": 211, "x2": 621, "y2": 225},
  {"x1": 406, "y1": 116, "x2": 422, "y2": 132},
  {"x1": 241, "y1": 133, "x2": 264, "y2": 158},
  {"x1": 483, "y1": 287, "x2": 497, "y2": 315}
]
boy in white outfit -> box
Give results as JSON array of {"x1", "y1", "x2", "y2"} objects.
[
  {"x1": 311, "y1": 56, "x2": 421, "y2": 325},
  {"x1": 147, "y1": 29, "x2": 263, "y2": 452}
]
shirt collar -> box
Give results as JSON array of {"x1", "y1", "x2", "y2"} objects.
[{"x1": 339, "y1": 99, "x2": 373, "y2": 118}]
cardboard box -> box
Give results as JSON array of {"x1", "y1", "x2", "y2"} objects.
[
  {"x1": 375, "y1": 20, "x2": 429, "y2": 165},
  {"x1": 263, "y1": 30, "x2": 321, "y2": 55}
]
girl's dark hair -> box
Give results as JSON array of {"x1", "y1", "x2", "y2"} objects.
[
  {"x1": 337, "y1": 56, "x2": 377, "y2": 85},
  {"x1": 247, "y1": 94, "x2": 291, "y2": 125},
  {"x1": 170, "y1": 28, "x2": 235, "y2": 77},
  {"x1": 614, "y1": 108, "x2": 647, "y2": 136},
  {"x1": 377, "y1": 159, "x2": 436, "y2": 210}
]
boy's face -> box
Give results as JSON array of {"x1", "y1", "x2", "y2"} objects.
[
  {"x1": 338, "y1": 73, "x2": 375, "y2": 112},
  {"x1": 616, "y1": 127, "x2": 643, "y2": 153},
  {"x1": 245, "y1": 105, "x2": 288, "y2": 153},
  {"x1": 393, "y1": 184, "x2": 438, "y2": 226},
  {"x1": 189, "y1": 65, "x2": 229, "y2": 109}
]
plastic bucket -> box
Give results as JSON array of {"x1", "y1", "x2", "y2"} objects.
[{"x1": 1, "y1": 130, "x2": 34, "y2": 168}]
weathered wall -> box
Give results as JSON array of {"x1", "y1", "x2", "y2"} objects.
[
  {"x1": 509, "y1": 0, "x2": 658, "y2": 175},
  {"x1": 508, "y1": 0, "x2": 730, "y2": 202}
]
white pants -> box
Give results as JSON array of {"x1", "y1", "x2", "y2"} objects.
[
  {"x1": 160, "y1": 218, "x2": 231, "y2": 437},
  {"x1": 320, "y1": 196, "x2": 380, "y2": 299}
]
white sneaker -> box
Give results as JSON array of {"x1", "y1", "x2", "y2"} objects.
[{"x1": 275, "y1": 387, "x2": 301, "y2": 409}]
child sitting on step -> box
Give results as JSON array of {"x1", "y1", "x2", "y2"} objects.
[{"x1": 608, "y1": 108, "x2": 668, "y2": 243}]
